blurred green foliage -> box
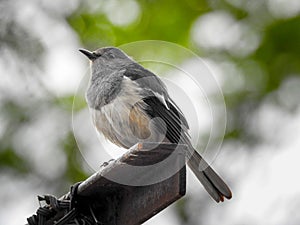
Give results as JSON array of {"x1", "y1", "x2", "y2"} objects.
[
  {"x1": 256, "y1": 17, "x2": 300, "y2": 92},
  {"x1": 68, "y1": 0, "x2": 209, "y2": 47},
  {"x1": 62, "y1": 132, "x2": 88, "y2": 182},
  {"x1": 0, "y1": 147, "x2": 30, "y2": 174},
  {"x1": 53, "y1": 95, "x2": 87, "y2": 112},
  {"x1": 1, "y1": 0, "x2": 300, "y2": 223},
  {"x1": 0, "y1": 100, "x2": 32, "y2": 173}
]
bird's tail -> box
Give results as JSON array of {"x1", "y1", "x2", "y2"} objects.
[{"x1": 187, "y1": 149, "x2": 232, "y2": 202}]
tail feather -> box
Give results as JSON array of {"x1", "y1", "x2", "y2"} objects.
[{"x1": 187, "y1": 149, "x2": 232, "y2": 202}]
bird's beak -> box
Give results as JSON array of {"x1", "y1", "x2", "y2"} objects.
[{"x1": 79, "y1": 48, "x2": 97, "y2": 60}]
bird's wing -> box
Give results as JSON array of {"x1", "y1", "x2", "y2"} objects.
[
  {"x1": 142, "y1": 96, "x2": 191, "y2": 144},
  {"x1": 123, "y1": 64, "x2": 190, "y2": 142},
  {"x1": 123, "y1": 63, "x2": 168, "y2": 98}
]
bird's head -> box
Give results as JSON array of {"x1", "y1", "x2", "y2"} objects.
[{"x1": 79, "y1": 47, "x2": 132, "y2": 65}]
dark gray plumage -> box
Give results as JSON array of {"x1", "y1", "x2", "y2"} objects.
[{"x1": 79, "y1": 47, "x2": 232, "y2": 202}]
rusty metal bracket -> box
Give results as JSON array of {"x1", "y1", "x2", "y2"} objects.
[{"x1": 41, "y1": 142, "x2": 186, "y2": 225}]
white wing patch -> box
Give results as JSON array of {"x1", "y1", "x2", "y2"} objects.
[
  {"x1": 153, "y1": 92, "x2": 170, "y2": 110},
  {"x1": 124, "y1": 75, "x2": 170, "y2": 110}
]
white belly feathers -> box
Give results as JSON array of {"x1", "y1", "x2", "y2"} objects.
[{"x1": 89, "y1": 76, "x2": 166, "y2": 148}]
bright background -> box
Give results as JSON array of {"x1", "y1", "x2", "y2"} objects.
[{"x1": 1, "y1": 0, "x2": 300, "y2": 224}]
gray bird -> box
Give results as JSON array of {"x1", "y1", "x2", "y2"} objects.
[{"x1": 79, "y1": 47, "x2": 232, "y2": 202}]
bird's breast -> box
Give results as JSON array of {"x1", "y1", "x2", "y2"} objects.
[{"x1": 89, "y1": 77, "x2": 164, "y2": 148}]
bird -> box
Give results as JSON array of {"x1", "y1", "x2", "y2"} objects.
[{"x1": 79, "y1": 47, "x2": 232, "y2": 202}]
